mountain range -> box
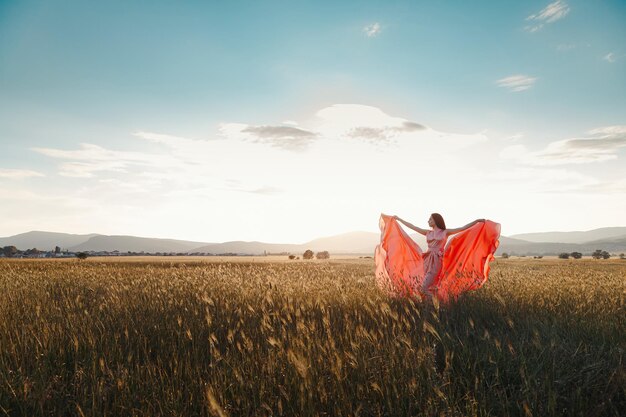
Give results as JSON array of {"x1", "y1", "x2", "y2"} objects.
[{"x1": 1, "y1": 227, "x2": 625, "y2": 256}]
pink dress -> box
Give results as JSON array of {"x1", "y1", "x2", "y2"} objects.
[
  {"x1": 374, "y1": 214, "x2": 501, "y2": 303},
  {"x1": 422, "y1": 228, "x2": 447, "y2": 295}
]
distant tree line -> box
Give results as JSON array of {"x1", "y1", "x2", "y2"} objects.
[
  {"x1": 500, "y1": 249, "x2": 619, "y2": 259},
  {"x1": 559, "y1": 250, "x2": 611, "y2": 259},
  {"x1": 290, "y1": 250, "x2": 330, "y2": 260}
]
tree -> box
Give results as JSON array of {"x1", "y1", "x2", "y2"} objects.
[
  {"x1": 620, "y1": 253, "x2": 625, "y2": 260},
  {"x1": 76, "y1": 252, "x2": 88, "y2": 260},
  {"x1": 2, "y1": 246, "x2": 18, "y2": 258},
  {"x1": 501, "y1": 253, "x2": 509, "y2": 259},
  {"x1": 55, "y1": 246, "x2": 61, "y2": 254},
  {"x1": 591, "y1": 249, "x2": 610, "y2": 259},
  {"x1": 316, "y1": 251, "x2": 330, "y2": 260},
  {"x1": 25, "y1": 248, "x2": 40, "y2": 257},
  {"x1": 570, "y1": 252, "x2": 582, "y2": 259},
  {"x1": 302, "y1": 250, "x2": 314, "y2": 260},
  {"x1": 558, "y1": 253, "x2": 570, "y2": 259}
]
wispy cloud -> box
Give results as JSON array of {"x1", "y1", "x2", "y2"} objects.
[
  {"x1": 242, "y1": 125, "x2": 317, "y2": 150},
  {"x1": 219, "y1": 124, "x2": 317, "y2": 151},
  {"x1": 504, "y1": 133, "x2": 524, "y2": 141},
  {"x1": 603, "y1": 52, "x2": 616, "y2": 63},
  {"x1": 0, "y1": 169, "x2": 44, "y2": 179},
  {"x1": 313, "y1": 104, "x2": 485, "y2": 148},
  {"x1": 500, "y1": 125, "x2": 626, "y2": 165},
  {"x1": 220, "y1": 104, "x2": 485, "y2": 152},
  {"x1": 31, "y1": 143, "x2": 177, "y2": 178},
  {"x1": 363, "y1": 22, "x2": 382, "y2": 37},
  {"x1": 490, "y1": 167, "x2": 600, "y2": 194},
  {"x1": 346, "y1": 121, "x2": 426, "y2": 143},
  {"x1": 525, "y1": 1, "x2": 570, "y2": 32},
  {"x1": 224, "y1": 180, "x2": 283, "y2": 195},
  {"x1": 496, "y1": 75, "x2": 537, "y2": 92},
  {"x1": 28, "y1": 102, "x2": 491, "y2": 233}
]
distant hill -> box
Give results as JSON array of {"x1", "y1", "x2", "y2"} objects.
[
  {"x1": 192, "y1": 241, "x2": 301, "y2": 255},
  {"x1": 509, "y1": 227, "x2": 626, "y2": 244},
  {"x1": 70, "y1": 235, "x2": 211, "y2": 253},
  {"x1": 495, "y1": 235, "x2": 626, "y2": 256},
  {"x1": 192, "y1": 231, "x2": 426, "y2": 255},
  {"x1": 1, "y1": 227, "x2": 625, "y2": 256},
  {"x1": 303, "y1": 231, "x2": 380, "y2": 253},
  {"x1": 0, "y1": 231, "x2": 99, "y2": 251},
  {"x1": 581, "y1": 236, "x2": 626, "y2": 253},
  {"x1": 192, "y1": 232, "x2": 385, "y2": 254}
]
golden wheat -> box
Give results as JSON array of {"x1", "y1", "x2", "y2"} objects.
[{"x1": 0, "y1": 258, "x2": 623, "y2": 416}]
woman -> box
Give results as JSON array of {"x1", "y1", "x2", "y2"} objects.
[
  {"x1": 374, "y1": 213, "x2": 500, "y2": 302},
  {"x1": 395, "y1": 213, "x2": 484, "y2": 297}
]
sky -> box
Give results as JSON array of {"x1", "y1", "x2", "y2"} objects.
[{"x1": 0, "y1": 0, "x2": 625, "y2": 243}]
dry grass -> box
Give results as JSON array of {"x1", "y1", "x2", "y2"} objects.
[{"x1": 0, "y1": 258, "x2": 623, "y2": 416}]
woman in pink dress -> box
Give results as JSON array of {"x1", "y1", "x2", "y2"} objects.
[
  {"x1": 374, "y1": 213, "x2": 500, "y2": 303},
  {"x1": 395, "y1": 213, "x2": 484, "y2": 297}
]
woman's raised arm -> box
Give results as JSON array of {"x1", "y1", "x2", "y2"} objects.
[
  {"x1": 446, "y1": 219, "x2": 485, "y2": 236},
  {"x1": 394, "y1": 216, "x2": 429, "y2": 235}
]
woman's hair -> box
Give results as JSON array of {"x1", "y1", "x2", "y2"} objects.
[{"x1": 431, "y1": 213, "x2": 446, "y2": 230}]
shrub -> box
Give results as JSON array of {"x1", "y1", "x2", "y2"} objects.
[
  {"x1": 288, "y1": 255, "x2": 296, "y2": 260},
  {"x1": 558, "y1": 253, "x2": 570, "y2": 259},
  {"x1": 501, "y1": 253, "x2": 509, "y2": 259},
  {"x1": 315, "y1": 251, "x2": 330, "y2": 260},
  {"x1": 570, "y1": 252, "x2": 582, "y2": 259},
  {"x1": 302, "y1": 250, "x2": 314, "y2": 260}
]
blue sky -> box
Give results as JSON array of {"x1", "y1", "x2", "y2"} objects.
[{"x1": 0, "y1": 0, "x2": 625, "y2": 242}]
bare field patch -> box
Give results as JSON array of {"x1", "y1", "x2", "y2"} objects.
[{"x1": 0, "y1": 259, "x2": 623, "y2": 416}]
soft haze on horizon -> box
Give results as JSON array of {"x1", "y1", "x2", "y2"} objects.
[{"x1": 1, "y1": 0, "x2": 625, "y2": 243}]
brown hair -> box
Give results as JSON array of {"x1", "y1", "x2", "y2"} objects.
[{"x1": 431, "y1": 213, "x2": 446, "y2": 230}]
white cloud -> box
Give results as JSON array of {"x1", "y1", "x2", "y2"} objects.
[
  {"x1": 363, "y1": 22, "x2": 382, "y2": 37},
  {"x1": 241, "y1": 125, "x2": 318, "y2": 151},
  {"x1": 500, "y1": 125, "x2": 626, "y2": 165},
  {"x1": 31, "y1": 143, "x2": 178, "y2": 178},
  {"x1": 0, "y1": 169, "x2": 44, "y2": 179},
  {"x1": 31, "y1": 104, "x2": 489, "y2": 221},
  {"x1": 603, "y1": 52, "x2": 616, "y2": 63},
  {"x1": 132, "y1": 131, "x2": 205, "y2": 147},
  {"x1": 588, "y1": 126, "x2": 626, "y2": 135},
  {"x1": 490, "y1": 167, "x2": 599, "y2": 193},
  {"x1": 496, "y1": 75, "x2": 537, "y2": 92},
  {"x1": 502, "y1": 133, "x2": 524, "y2": 141},
  {"x1": 219, "y1": 104, "x2": 484, "y2": 150},
  {"x1": 525, "y1": 1, "x2": 570, "y2": 32},
  {"x1": 13, "y1": 103, "x2": 626, "y2": 242}
]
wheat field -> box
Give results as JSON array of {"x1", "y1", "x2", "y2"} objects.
[{"x1": 0, "y1": 258, "x2": 624, "y2": 416}]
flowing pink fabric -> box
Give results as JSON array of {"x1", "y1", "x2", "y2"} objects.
[{"x1": 375, "y1": 214, "x2": 501, "y2": 302}]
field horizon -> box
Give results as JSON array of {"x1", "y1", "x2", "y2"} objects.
[{"x1": 2, "y1": 226, "x2": 626, "y2": 256}]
